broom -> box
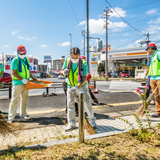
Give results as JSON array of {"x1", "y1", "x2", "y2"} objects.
[
  {"x1": 135, "y1": 82, "x2": 160, "y2": 117},
  {"x1": 67, "y1": 77, "x2": 96, "y2": 135},
  {"x1": 89, "y1": 87, "x2": 99, "y2": 104},
  {"x1": 0, "y1": 114, "x2": 16, "y2": 136}
]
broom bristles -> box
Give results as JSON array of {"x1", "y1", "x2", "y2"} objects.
[
  {"x1": 135, "y1": 103, "x2": 146, "y2": 117},
  {"x1": 89, "y1": 87, "x2": 99, "y2": 104},
  {"x1": 135, "y1": 92, "x2": 155, "y2": 117},
  {"x1": 0, "y1": 114, "x2": 16, "y2": 136},
  {"x1": 84, "y1": 115, "x2": 96, "y2": 135}
]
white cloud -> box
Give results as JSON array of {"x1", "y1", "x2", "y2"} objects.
[
  {"x1": 77, "y1": 21, "x2": 86, "y2": 26},
  {"x1": 40, "y1": 45, "x2": 49, "y2": 48},
  {"x1": 89, "y1": 19, "x2": 105, "y2": 34},
  {"x1": 143, "y1": 24, "x2": 160, "y2": 34},
  {"x1": 108, "y1": 20, "x2": 127, "y2": 32},
  {"x1": 148, "y1": 17, "x2": 160, "y2": 24},
  {"x1": 78, "y1": 18, "x2": 127, "y2": 35},
  {"x1": 18, "y1": 36, "x2": 37, "y2": 41},
  {"x1": 11, "y1": 30, "x2": 20, "y2": 36},
  {"x1": 58, "y1": 41, "x2": 71, "y2": 47},
  {"x1": 146, "y1": 9, "x2": 158, "y2": 15},
  {"x1": 101, "y1": 8, "x2": 126, "y2": 18},
  {"x1": 110, "y1": 7, "x2": 126, "y2": 18},
  {"x1": 2, "y1": 45, "x2": 10, "y2": 48},
  {"x1": 124, "y1": 33, "x2": 129, "y2": 36},
  {"x1": 135, "y1": 39, "x2": 143, "y2": 45}
]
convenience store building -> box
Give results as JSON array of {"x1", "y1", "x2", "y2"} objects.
[{"x1": 99, "y1": 44, "x2": 160, "y2": 74}]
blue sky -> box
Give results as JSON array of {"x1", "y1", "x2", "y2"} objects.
[{"x1": 1, "y1": 0, "x2": 160, "y2": 63}]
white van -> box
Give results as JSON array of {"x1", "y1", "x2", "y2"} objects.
[{"x1": 135, "y1": 69, "x2": 147, "y2": 81}]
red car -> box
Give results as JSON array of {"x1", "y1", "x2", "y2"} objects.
[
  {"x1": 100, "y1": 71, "x2": 111, "y2": 78},
  {"x1": 119, "y1": 72, "x2": 130, "y2": 78},
  {"x1": 0, "y1": 72, "x2": 12, "y2": 84}
]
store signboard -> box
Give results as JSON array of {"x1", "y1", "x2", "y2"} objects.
[
  {"x1": 44, "y1": 55, "x2": 52, "y2": 63},
  {"x1": 90, "y1": 56, "x2": 98, "y2": 77},
  {"x1": 117, "y1": 62, "x2": 144, "y2": 67}
]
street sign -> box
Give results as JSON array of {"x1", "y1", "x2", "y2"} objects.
[{"x1": 30, "y1": 65, "x2": 37, "y2": 72}]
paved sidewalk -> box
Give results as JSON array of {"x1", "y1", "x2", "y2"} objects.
[{"x1": 0, "y1": 114, "x2": 160, "y2": 151}]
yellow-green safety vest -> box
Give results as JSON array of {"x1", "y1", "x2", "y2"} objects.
[
  {"x1": 66, "y1": 58, "x2": 86, "y2": 87},
  {"x1": 148, "y1": 51, "x2": 160, "y2": 76},
  {"x1": 12, "y1": 57, "x2": 30, "y2": 80}
]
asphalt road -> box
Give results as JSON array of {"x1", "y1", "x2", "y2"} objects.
[
  {"x1": 0, "y1": 78, "x2": 65, "y2": 99},
  {"x1": 0, "y1": 79, "x2": 142, "y2": 112},
  {"x1": 0, "y1": 79, "x2": 141, "y2": 99}
]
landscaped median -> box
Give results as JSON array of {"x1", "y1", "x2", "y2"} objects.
[{"x1": 0, "y1": 133, "x2": 160, "y2": 159}]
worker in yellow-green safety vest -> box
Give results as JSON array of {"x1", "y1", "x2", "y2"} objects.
[
  {"x1": 60, "y1": 47, "x2": 96, "y2": 131},
  {"x1": 0, "y1": 62, "x2": 4, "y2": 113},
  {"x1": 8, "y1": 45, "x2": 36, "y2": 123},
  {"x1": 147, "y1": 43, "x2": 160, "y2": 117}
]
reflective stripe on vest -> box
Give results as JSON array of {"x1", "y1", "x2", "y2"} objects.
[
  {"x1": 12, "y1": 57, "x2": 30, "y2": 80},
  {"x1": 148, "y1": 51, "x2": 160, "y2": 76},
  {"x1": 66, "y1": 58, "x2": 86, "y2": 87}
]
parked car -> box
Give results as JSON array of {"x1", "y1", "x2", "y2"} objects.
[
  {"x1": 34, "y1": 73, "x2": 41, "y2": 78},
  {"x1": 130, "y1": 72, "x2": 135, "y2": 77},
  {"x1": 119, "y1": 72, "x2": 130, "y2": 78},
  {"x1": 100, "y1": 71, "x2": 111, "y2": 78},
  {"x1": 109, "y1": 71, "x2": 118, "y2": 78},
  {"x1": 47, "y1": 74, "x2": 51, "y2": 78},
  {"x1": 58, "y1": 75, "x2": 66, "y2": 79},
  {"x1": 0, "y1": 72, "x2": 12, "y2": 84}
]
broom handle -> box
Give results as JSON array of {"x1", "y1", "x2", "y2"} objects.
[
  {"x1": 67, "y1": 76, "x2": 79, "y2": 103},
  {"x1": 67, "y1": 77, "x2": 89, "y2": 121},
  {"x1": 147, "y1": 82, "x2": 160, "y2": 102},
  {"x1": 151, "y1": 82, "x2": 160, "y2": 95}
]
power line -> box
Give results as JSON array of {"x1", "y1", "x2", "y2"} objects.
[
  {"x1": 121, "y1": 0, "x2": 159, "y2": 10},
  {"x1": 68, "y1": 0, "x2": 81, "y2": 27},
  {"x1": 115, "y1": 35, "x2": 144, "y2": 49},
  {"x1": 98, "y1": 25, "x2": 160, "y2": 37},
  {"x1": 105, "y1": 0, "x2": 142, "y2": 33},
  {"x1": 154, "y1": 39, "x2": 160, "y2": 44}
]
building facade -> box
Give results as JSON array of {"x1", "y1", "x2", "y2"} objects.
[
  {"x1": 93, "y1": 44, "x2": 160, "y2": 74},
  {"x1": 53, "y1": 59, "x2": 62, "y2": 70}
]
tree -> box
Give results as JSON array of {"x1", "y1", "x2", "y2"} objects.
[{"x1": 98, "y1": 63, "x2": 105, "y2": 74}]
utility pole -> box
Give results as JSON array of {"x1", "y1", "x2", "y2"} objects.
[
  {"x1": 145, "y1": 33, "x2": 151, "y2": 45},
  {"x1": 69, "y1": 34, "x2": 72, "y2": 49},
  {"x1": 138, "y1": 33, "x2": 151, "y2": 64},
  {"x1": 138, "y1": 33, "x2": 151, "y2": 47},
  {"x1": 86, "y1": 0, "x2": 89, "y2": 72},
  {"x1": 102, "y1": 7, "x2": 112, "y2": 80},
  {"x1": 2, "y1": 52, "x2": 4, "y2": 66},
  {"x1": 145, "y1": 33, "x2": 151, "y2": 65},
  {"x1": 81, "y1": 29, "x2": 85, "y2": 56}
]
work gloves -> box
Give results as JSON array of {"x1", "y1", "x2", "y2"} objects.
[
  {"x1": 63, "y1": 69, "x2": 69, "y2": 75},
  {"x1": 71, "y1": 86, "x2": 78, "y2": 93},
  {"x1": 22, "y1": 79, "x2": 29, "y2": 84},
  {"x1": 144, "y1": 75, "x2": 146, "y2": 80}
]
